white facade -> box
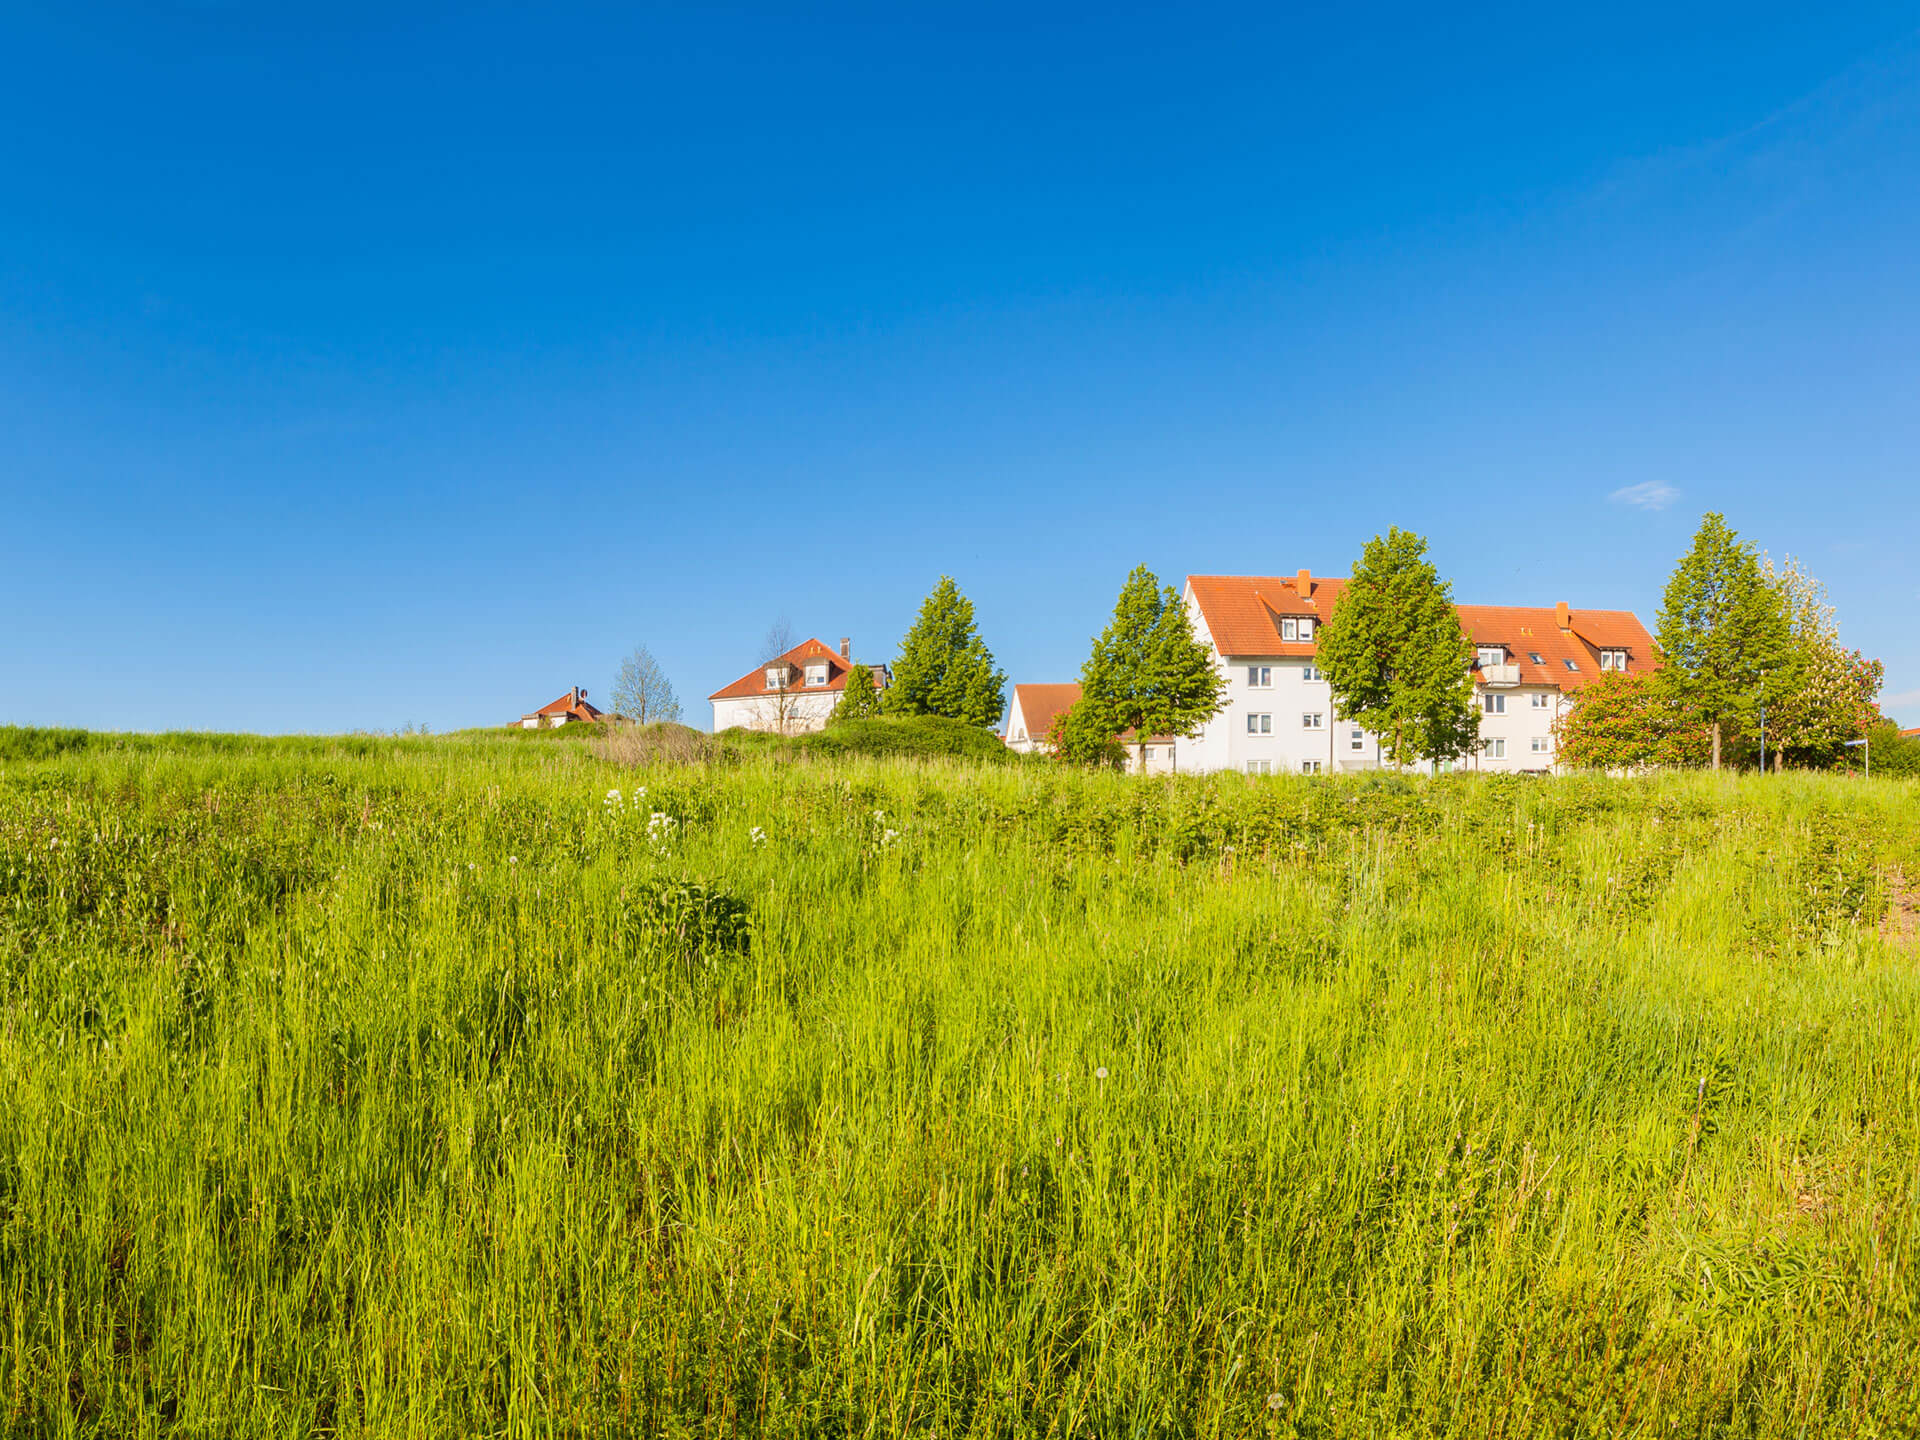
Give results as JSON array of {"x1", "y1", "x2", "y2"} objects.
[
  {"x1": 1179, "y1": 582, "x2": 1572, "y2": 777},
  {"x1": 711, "y1": 689, "x2": 842, "y2": 735}
]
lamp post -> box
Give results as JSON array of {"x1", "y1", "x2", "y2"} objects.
[{"x1": 1758, "y1": 671, "x2": 1767, "y2": 774}]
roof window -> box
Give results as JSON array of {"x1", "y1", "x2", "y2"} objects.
[
  {"x1": 1527, "y1": 651, "x2": 1544, "y2": 665},
  {"x1": 1562, "y1": 658, "x2": 1579, "y2": 672}
]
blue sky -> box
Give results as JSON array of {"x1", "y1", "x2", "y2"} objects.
[{"x1": 5, "y1": 3, "x2": 1918, "y2": 732}]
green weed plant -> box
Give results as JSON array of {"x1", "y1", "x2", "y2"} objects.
[{"x1": 0, "y1": 734, "x2": 1915, "y2": 1436}]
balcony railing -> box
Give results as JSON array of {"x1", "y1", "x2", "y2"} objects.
[{"x1": 1478, "y1": 663, "x2": 1521, "y2": 687}]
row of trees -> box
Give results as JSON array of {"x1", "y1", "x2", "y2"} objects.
[
  {"x1": 1052, "y1": 531, "x2": 1483, "y2": 771},
  {"x1": 1559, "y1": 513, "x2": 1885, "y2": 771},
  {"x1": 1047, "y1": 513, "x2": 1890, "y2": 775}
]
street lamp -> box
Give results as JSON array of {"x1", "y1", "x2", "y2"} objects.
[{"x1": 1844, "y1": 736, "x2": 1869, "y2": 778}]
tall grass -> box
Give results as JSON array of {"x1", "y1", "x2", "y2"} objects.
[{"x1": 1, "y1": 736, "x2": 1916, "y2": 1437}]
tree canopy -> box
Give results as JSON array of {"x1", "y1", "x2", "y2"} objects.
[
  {"x1": 883, "y1": 577, "x2": 1006, "y2": 728},
  {"x1": 1553, "y1": 670, "x2": 1709, "y2": 772},
  {"x1": 609, "y1": 646, "x2": 683, "y2": 725},
  {"x1": 1315, "y1": 528, "x2": 1479, "y2": 769},
  {"x1": 827, "y1": 662, "x2": 884, "y2": 726},
  {"x1": 1069, "y1": 565, "x2": 1225, "y2": 768},
  {"x1": 1759, "y1": 556, "x2": 1883, "y2": 769},
  {"x1": 1655, "y1": 513, "x2": 1793, "y2": 769}
]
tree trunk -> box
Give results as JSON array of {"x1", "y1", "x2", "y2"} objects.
[
  {"x1": 1137, "y1": 740, "x2": 1147, "y2": 775},
  {"x1": 1775, "y1": 749, "x2": 1784, "y2": 774},
  {"x1": 1711, "y1": 720, "x2": 1721, "y2": 771}
]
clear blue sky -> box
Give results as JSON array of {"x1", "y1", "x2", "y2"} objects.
[{"x1": 5, "y1": 4, "x2": 1917, "y2": 732}]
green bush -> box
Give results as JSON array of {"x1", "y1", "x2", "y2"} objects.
[{"x1": 0, "y1": 726, "x2": 92, "y2": 761}]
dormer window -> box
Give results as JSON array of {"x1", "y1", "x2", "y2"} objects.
[
  {"x1": 764, "y1": 667, "x2": 786, "y2": 690},
  {"x1": 805, "y1": 663, "x2": 828, "y2": 687},
  {"x1": 1280, "y1": 617, "x2": 1314, "y2": 642},
  {"x1": 1598, "y1": 649, "x2": 1629, "y2": 672},
  {"x1": 1477, "y1": 646, "x2": 1506, "y2": 668}
]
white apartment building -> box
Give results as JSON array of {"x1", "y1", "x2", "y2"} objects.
[
  {"x1": 1177, "y1": 572, "x2": 1654, "y2": 776},
  {"x1": 709, "y1": 637, "x2": 890, "y2": 735}
]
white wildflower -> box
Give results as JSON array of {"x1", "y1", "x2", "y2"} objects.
[
  {"x1": 1095, "y1": 1067, "x2": 1108, "y2": 1081},
  {"x1": 508, "y1": 855, "x2": 518, "y2": 866}
]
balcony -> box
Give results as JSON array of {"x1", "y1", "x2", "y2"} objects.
[{"x1": 1478, "y1": 663, "x2": 1521, "y2": 687}]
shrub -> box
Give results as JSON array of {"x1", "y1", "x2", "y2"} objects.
[
  {"x1": 592, "y1": 721, "x2": 720, "y2": 767},
  {"x1": 0, "y1": 726, "x2": 92, "y2": 761}
]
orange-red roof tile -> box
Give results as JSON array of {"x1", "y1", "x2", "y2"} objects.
[
  {"x1": 1186, "y1": 575, "x2": 1654, "y2": 693},
  {"x1": 708, "y1": 639, "x2": 888, "y2": 702}
]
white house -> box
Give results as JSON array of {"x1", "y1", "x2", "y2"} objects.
[
  {"x1": 1178, "y1": 572, "x2": 1655, "y2": 776},
  {"x1": 1002, "y1": 681, "x2": 1179, "y2": 773},
  {"x1": 709, "y1": 637, "x2": 890, "y2": 735}
]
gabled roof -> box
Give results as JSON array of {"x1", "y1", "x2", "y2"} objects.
[
  {"x1": 1185, "y1": 574, "x2": 1349, "y2": 657},
  {"x1": 1007, "y1": 683, "x2": 1083, "y2": 742},
  {"x1": 1004, "y1": 681, "x2": 1173, "y2": 745},
  {"x1": 1456, "y1": 606, "x2": 1653, "y2": 691},
  {"x1": 1901, "y1": 727, "x2": 1920, "y2": 739},
  {"x1": 1185, "y1": 574, "x2": 1654, "y2": 693},
  {"x1": 524, "y1": 688, "x2": 604, "y2": 722},
  {"x1": 708, "y1": 638, "x2": 889, "y2": 702}
]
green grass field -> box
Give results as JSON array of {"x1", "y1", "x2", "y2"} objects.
[{"x1": 2, "y1": 732, "x2": 1916, "y2": 1437}]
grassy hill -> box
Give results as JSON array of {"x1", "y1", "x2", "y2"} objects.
[{"x1": 1, "y1": 731, "x2": 1916, "y2": 1435}]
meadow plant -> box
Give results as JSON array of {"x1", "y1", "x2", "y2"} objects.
[{"x1": 0, "y1": 735, "x2": 1915, "y2": 1436}]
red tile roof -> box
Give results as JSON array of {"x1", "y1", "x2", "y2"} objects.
[
  {"x1": 1006, "y1": 683, "x2": 1082, "y2": 742},
  {"x1": 1004, "y1": 682, "x2": 1173, "y2": 745},
  {"x1": 524, "y1": 688, "x2": 605, "y2": 722},
  {"x1": 1901, "y1": 727, "x2": 1920, "y2": 739},
  {"x1": 1186, "y1": 575, "x2": 1654, "y2": 693},
  {"x1": 708, "y1": 639, "x2": 889, "y2": 702}
]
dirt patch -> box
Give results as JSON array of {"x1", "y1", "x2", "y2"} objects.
[{"x1": 1883, "y1": 868, "x2": 1920, "y2": 948}]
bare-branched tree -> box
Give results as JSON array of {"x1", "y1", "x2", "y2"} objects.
[
  {"x1": 751, "y1": 618, "x2": 803, "y2": 735},
  {"x1": 609, "y1": 645, "x2": 684, "y2": 725}
]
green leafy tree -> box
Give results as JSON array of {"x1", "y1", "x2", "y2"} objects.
[
  {"x1": 1316, "y1": 528, "x2": 1479, "y2": 769},
  {"x1": 1047, "y1": 699, "x2": 1127, "y2": 769},
  {"x1": 827, "y1": 662, "x2": 884, "y2": 726},
  {"x1": 1759, "y1": 556, "x2": 1883, "y2": 769},
  {"x1": 884, "y1": 577, "x2": 1006, "y2": 727},
  {"x1": 1656, "y1": 514, "x2": 1793, "y2": 769},
  {"x1": 1073, "y1": 565, "x2": 1226, "y2": 771},
  {"x1": 1553, "y1": 670, "x2": 1710, "y2": 771}
]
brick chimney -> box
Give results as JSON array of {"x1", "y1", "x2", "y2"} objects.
[
  {"x1": 840, "y1": 636, "x2": 851, "y2": 660},
  {"x1": 1554, "y1": 602, "x2": 1570, "y2": 632},
  {"x1": 1296, "y1": 568, "x2": 1312, "y2": 597}
]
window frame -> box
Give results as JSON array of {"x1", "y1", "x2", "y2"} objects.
[
  {"x1": 1246, "y1": 665, "x2": 1272, "y2": 688},
  {"x1": 1302, "y1": 711, "x2": 1325, "y2": 731},
  {"x1": 1246, "y1": 712, "x2": 1273, "y2": 735}
]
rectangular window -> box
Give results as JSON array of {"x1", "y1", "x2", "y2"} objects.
[
  {"x1": 1302, "y1": 712, "x2": 1324, "y2": 730},
  {"x1": 1531, "y1": 736, "x2": 1549, "y2": 753},
  {"x1": 1483, "y1": 737, "x2": 1506, "y2": 759},
  {"x1": 1302, "y1": 663, "x2": 1321, "y2": 681},
  {"x1": 1298, "y1": 618, "x2": 1314, "y2": 642},
  {"x1": 1530, "y1": 692, "x2": 1549, "y2": 709},
  {"x1": 1280, "y1": 618, "x2": 1297, "y2": 641},
  {"x1": 1246, "y1": 759, "x2": 1271, "y2": 776},
  {"x1": 1350, "y1": 726, "x2": 1364, "y2": 752},
  {"x1": 1246, "y1": 713, "x2": 1272, "y2": 734},
  {"x1": 765, "y1": 670, "x2": 783, "y2": 690},
  {"x1": 1246, "y1": 665, "x2": 1271, "y2": 687},
  {"x1": 1478, "y1": 646, "x2": 1505, "y2": 667},
  {"x1": 806, "y1": 665, "x2": 827, "y2": 686},
  {"x1": 1483, "y1": 693, "x2": 1505, "y2": 714},
  {"x1": 1142, "y1": 747, "x2": 1154, "y2": 760},
  {"x1": 1301, "y1": 759, "x2": 1323, "y2": 775}
]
